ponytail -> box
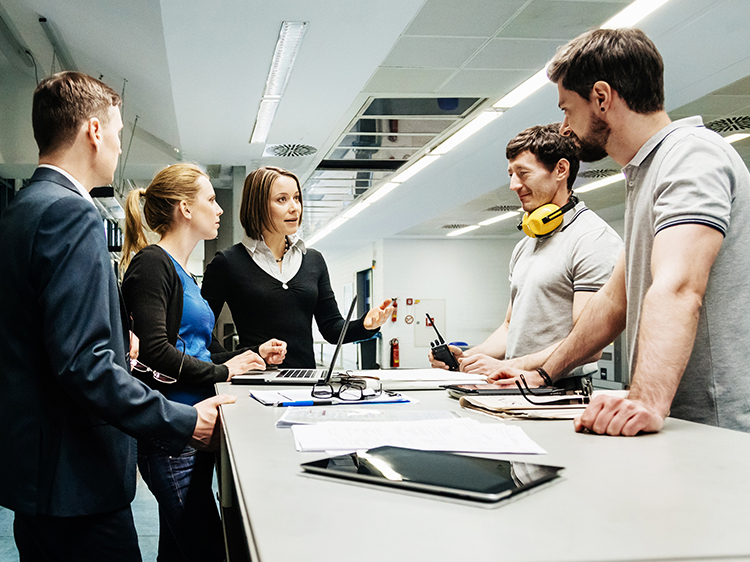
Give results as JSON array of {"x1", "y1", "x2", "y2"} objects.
[{"x1": 120, "y1": 188, "x2": 149, "y2": 276}]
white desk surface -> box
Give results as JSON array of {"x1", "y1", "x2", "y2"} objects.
[{"x1": 216, "y1": 382, "x2": 750, "y2": 562}]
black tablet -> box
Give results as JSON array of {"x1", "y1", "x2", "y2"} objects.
[{"x1": 300, "y1": 446, "x2": 563, "y2": 504}]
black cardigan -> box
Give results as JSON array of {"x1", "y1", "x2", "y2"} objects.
[
  {"x1": 122, "y1": 245, "x2": 242, "y2": 389},
  {"x1": 201, "y1": 243, "x2": 377, "y2": 369}
]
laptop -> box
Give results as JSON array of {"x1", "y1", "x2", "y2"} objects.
[{"x1": 231, "y1": 295, "x2": 357, "y2": 385}]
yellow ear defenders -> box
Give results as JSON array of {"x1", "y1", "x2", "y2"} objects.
[{"x1": 518, "y1": 194, "x2": 579, "y2": 238}]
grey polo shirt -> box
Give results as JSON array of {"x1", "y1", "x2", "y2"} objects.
[
  {"x1": 623, "y1": 116, "x2": 750, "y2": 431},
  {"x1": 506, "y1": 201, "x2": 622, "y2": 365}
]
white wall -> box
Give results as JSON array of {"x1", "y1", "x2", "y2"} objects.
[
  {"x1": 324, "y1": 236, "x2": 519, "y2": 369},
  {"x1": 315, "y1": 240, "x2": 384, "y2": 370}
]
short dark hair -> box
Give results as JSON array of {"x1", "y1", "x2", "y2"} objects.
[
  {"x1": 240, "y1": 166, "x2": 303, "y2": 239},
  {"x1": 547, "y1": 28, "x2": 664, "y2": 114},
  {"x1": 506, "y1": 123, "x2": 580, "y2": 191},
  {"x1": 32, "y1": 71, "x2": 121, "y2": 157}
]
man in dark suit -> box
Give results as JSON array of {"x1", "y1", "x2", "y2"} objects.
[{"x1": 0, "y1": 71, "x2": 236, "y2": 561}]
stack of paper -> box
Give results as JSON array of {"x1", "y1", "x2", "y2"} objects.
[
  {"x1": 290, "y1": 417, "x2": 546, "y2": 454},
  {"x1": 460, "y1": 390, "x2": 629, "y2": 421}
]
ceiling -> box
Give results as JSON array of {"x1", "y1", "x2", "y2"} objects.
[{"x1": 1, "y1": 0, "x2": 749, "y2": 254}]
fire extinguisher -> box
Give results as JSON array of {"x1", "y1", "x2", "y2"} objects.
[
  {"x1": 389, "y1": 338, "x2": 400, "y2": 368},
  {"x1": 391, "y1": 298, "x2": 398, "y2": 322}
]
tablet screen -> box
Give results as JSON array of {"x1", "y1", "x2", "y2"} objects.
[{"x1": 301, "y1": 446, "x2": 563, "y2": 503}]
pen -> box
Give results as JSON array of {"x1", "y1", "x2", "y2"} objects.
[{"x1": 275, "y1": 400, "x2": 334, "y2": 407}]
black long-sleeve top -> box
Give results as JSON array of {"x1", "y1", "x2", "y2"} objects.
[
  {"x1": 201, "y1": 243, "x2": 378, "y2": 369},
  {"x1": 122, "y1": 245, "x2": 246, "y2": 394}
]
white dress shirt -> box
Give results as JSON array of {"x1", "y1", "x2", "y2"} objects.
[
  {"x1": 241, "y1": 233, "x2": 306, "y2": 284},
  {"x1": 38, "y1": 164, "x2": 95, "y2": 208}
]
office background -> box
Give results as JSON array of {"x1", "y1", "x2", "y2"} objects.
[{"x1": 1, "y1": 2, "x2": 749, "y2": 557}]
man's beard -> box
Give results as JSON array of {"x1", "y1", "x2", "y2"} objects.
[{"x1": 573, "y1": 113, "x2": 610, "y2": 162}]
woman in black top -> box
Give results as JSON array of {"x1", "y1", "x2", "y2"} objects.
[
  {"x1": 121, "y1": 163, "x2": 285, "y2": 562},
  {"x1": 202, "y1": 166, "x2": 393, "y2": 368}
]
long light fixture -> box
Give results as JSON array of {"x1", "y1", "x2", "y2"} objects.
[
  {"x1": 601, "y1": 0, "x2": 671, "y2": 29},
  {"x1": 432, "y1": 110, "x2": 502, "y2": 155},
  {"x1": 576, "y1": 172, "x2": 626, "y2": 193},
  {"x1": 447, "y1": 225, "x2": 480, "y2": 237},
  {"x1": 250, "y1": 21, "x2": 307, "y2": 144},
  {"x1": 478, "y1": 211, "x2": 520, "y2": 226},
  {"x1": 492, "y1": 68, "x2": 550, "y2": 110},
  {"x1": 725, "y1": 133, "x2": 750, "y2": 144},
  {"x1": 389, "y1": 154, "x2": 441, "y2": 184}
]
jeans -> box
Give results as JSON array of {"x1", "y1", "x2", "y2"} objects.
[
  {"x1": 137, "y1": 443, "x2": 224, "y2": 562},
  {"x1": 14, "y1": 505, "x2": 141, "y2": 562}
]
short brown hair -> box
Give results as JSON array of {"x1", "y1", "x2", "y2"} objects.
[
  {"x1": 506, "y1": 123, "x2": 580, "y2": 191},
  {"x1": 121, "y1": 163, "x2": 208, "y2": 275},
  {"x1": 32, "y1": 71, "x2": 121, "y2": 157},
  {"x1": 240, "y1": 167, "x2": 303, "y2": 239},
  {"x1": 547, "y1": 28, "x2": 664, "y2": 114}
]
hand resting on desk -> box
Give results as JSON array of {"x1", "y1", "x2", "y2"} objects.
[
  {"x1": 574, "y1": 394, "x2": 664, "y2": 436},
  {"x1": 191, "y1": 394, "x2": 237, "y2": 451}
]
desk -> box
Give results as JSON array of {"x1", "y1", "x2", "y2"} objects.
[{"x1": 216, "y1": 383, "x2": 750, "y2": 562}]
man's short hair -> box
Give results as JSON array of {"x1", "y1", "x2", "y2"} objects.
[
  {"x1": 506, "y1": 123, "x2": 580, "y2": 191},
  {"x1": 547, "y1": 28, "x2": 664, "y2": 114},
  {"x1": 32, "y1": 71, "x2": 121, "y2": 157}
]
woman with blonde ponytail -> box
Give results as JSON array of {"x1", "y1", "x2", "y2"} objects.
[{"x1": 121, "y1": 163, "x2": 287, "y2": 562}]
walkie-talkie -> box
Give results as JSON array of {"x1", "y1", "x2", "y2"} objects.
[{"x1": 426, "y1": 313, "x2": 460, "y2": 371}]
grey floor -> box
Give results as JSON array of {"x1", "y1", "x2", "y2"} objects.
[{"x1": 0, "y1": 472, "x2": 161, "y2": 562}]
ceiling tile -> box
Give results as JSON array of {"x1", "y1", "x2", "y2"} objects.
[
  {"x1": 437, "y1": 68, "x2": 533, "y2": 97},
  {"x1": 365, "y1": 67, "x2": 456, "y2": 94},
  {"x1": 403, "y1": 0, "x2": 529, "y2": 37},
  {"x1": 466, "y1": 38, "x2": 562, "y2": 70},
  {"x1": 382, "y1": 36, "x2": 488, "y2": 69},
  {"x1": 497, "y1": 0, "x2": 629, "y2": 40}
]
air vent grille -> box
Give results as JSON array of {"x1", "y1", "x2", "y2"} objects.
[
  {"x1": 484, "y1": 205, "x2": 517, "y2": 212},
  {"x1": 442, "y1": 224, "x2": 470, "y2": 229},
  {"x1": 579, "y1": 169, "x2": 619, "y2": 179},
  {"x1": 705, "y1": 116, "x2": 750, "y2": 133},
  {"x1": 263, "y1": 144, "x2": 318, "y2": 157}
]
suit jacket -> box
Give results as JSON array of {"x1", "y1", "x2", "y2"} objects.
[{"x1": 0, "y1": 167, "x2": 197, "y2": 517}]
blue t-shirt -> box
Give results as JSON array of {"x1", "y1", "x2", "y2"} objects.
[{"x1": 163, "y1": 253, "x2": 216, "y2": 405}]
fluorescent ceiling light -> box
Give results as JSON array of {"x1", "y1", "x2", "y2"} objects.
[
  {"x1": 493, "y1": 68, "x2": 549, "y2": 109},
  {"x1": 725, "y1": 133, "x2": 750, "y2": 144},
  {"x1": 576, "y1": 172, "x2": 625, "y2": 193},
  {"x1": 306, "y1": 226, "x2": 332, "y2": 246},
  {"x1": 366, "y1": 182, "x2": 399, "y2": 204},
  {"x1": 432, "y1": 111, "x2": 502, "y2": 155},
  {"x1": 250, "y1": 99, "x2": 279, "y2": 144},
  {"x1": 249, "y1": 21, "x2": 307, "y2": 144},
  {"x1": 447, "y1": 225, "x2": 481, "y2": 237},
  {"x1": 601, "y1": 0, "x2": 671, "y2": 29},
  {"x1": 390, "y1": 155, "x2": 440, "y2": 184},
  {"x1": 342, "y1": 200, "x2": 370, "y2": 219},
  {"x1": 478, "y1": 211, "x2": 520, "y2": 226}
]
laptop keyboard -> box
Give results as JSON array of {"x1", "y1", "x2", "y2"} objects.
[{"x1": 276, "y1": 369, "x2": 325, "y2": 379}]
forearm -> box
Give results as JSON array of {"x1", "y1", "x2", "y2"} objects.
[
  {"x1": 504, "y1": 339, "x2": 602, "y2": 371},
  {"x1": 543, "y1": 289, "x2": 625, "y2": 382},
  {"x1": 627, "y1": 284, "x2": 702, "y2": 417},
  {"x1": 468, "y1": 324, "x2": 508, "y2": 359}
]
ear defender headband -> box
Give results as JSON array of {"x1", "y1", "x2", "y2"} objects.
[{"x1": 518, "y1": 194, "x2": 579, "y2": 238}]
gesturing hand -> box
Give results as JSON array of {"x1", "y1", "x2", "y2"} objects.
[{"x1": 363, "y1": 299, "x2": 395, "y2": 330}]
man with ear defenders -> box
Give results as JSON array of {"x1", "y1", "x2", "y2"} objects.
[{"x1": 429, "y1": 123, "x2": 622, "y2": 386}]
